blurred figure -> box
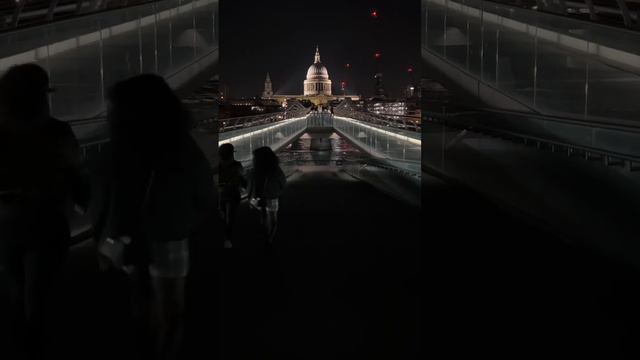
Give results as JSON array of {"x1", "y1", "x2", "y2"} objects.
[
  {"x1": 217, "y1": 143, "x2": 246, "y2": 248},
  {"x1": 0, "y1": 63, "x2": 88, "y2": 359},
  {"x1": 248, "y1": 147, "x2": 286, "y2": 249},
  {"x1": 93, "y1": 74, "x2": 214, "y2": 360}
]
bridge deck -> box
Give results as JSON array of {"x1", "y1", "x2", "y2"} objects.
[{"x1": 0, "y1": 164, "x2": 639, "y2": 358}]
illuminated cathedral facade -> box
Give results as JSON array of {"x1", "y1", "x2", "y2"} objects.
[{"x1": 262, "y1": 46, "x2": 359, "y2": 106}]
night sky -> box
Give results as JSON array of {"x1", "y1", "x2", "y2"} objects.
[{"x1": 220, "y1": 0, "x2": 420, "y2": 99}]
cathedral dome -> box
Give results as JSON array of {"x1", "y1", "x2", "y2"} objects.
[
  {"x1": 303, "y1": 46, "x2": 332, "y2": 96},
  {"x1": 307, "y1": 63, "x2": 329, "y2": 80}
]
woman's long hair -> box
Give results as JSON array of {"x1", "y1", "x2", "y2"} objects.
[
  {"x1": 252, "y1": 147, "x2": 279, "y2": 176},
  {"x1": 106, "y1": 75, "x2": 192, "y2": 217},
  {"x1": 107, "y1": 74, "x2": 192, "y2": 159},
  {"x1": 251, "y1": 147, "x2": 279, "y2": 196}
]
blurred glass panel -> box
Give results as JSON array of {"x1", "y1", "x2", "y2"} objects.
[
  {"x1": 0, "y1": 0, "x2": 217, "y2": 124},
  {"x1": 443, "y1": 5, "x2": 469, "y2": 69},
  {"x1": 193, "y1": 0, "x2": 214, "y2": 57},
  {"x1": 425, "y1": 0, "x2": 446, "y2": 56},
  {"x1": 139, "y1": 4, "x2": 158, "y2": 73},
  {"x1": 481, "y1": 21, "x2": 498, "y2": 86},
  {"x1": 47, "y1": 18, "x2": 104, "y2": 120},
  {"x1": 101, "y1": 9, "x2": 142, "y2": 94},
  {"x1": 494, "y1": 5, "x2": 536, "y2": 105},
  {"x1": 171, "y1": 0, "x2": 197, "y2": 71},
  {"x1": 587, "y1": 60, "x2": 640, "y2": 124},
  {"x1": 535, "y1": 39, "x2": 587, "y2": 118}
]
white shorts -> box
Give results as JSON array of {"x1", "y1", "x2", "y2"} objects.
[
  {"x1": 148, "y1": 239, "x2": 190, "y2": 278},
  {"x1": 264, "y1": 198, "x2": 279, "y2": 212}
]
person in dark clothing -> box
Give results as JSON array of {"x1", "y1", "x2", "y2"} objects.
[
  {"x1": 248, "y1": 147, "x2": 286, "y2": 249},
  {"x1": 93, "y1": 74, "x2": 215, "y2": 360},
  {"x1": 0, "y1": 63, "x2": 88, "y2": 359},
  {"x1": 217, "y1": 143, "x2": 246, "y2": 248}
]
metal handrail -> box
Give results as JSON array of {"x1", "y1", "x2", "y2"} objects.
[
  {"x1": 481, "y1": 0, "x2": 640, "y2": 30},
  {"x1": 218, "y1": 107, "x2": 311, "y2": 133},
  {"x1": 0, "y1": 0, "x2": 163, "y2": 33},
  {"x1": 423, "y1": 105, "x2": 640, "y2": 133},
  {"x1": 333, "y1": 107, "x2": 421, "y2": 132},
  {"x1": 425, "y1": 108, "x2": 640, "y2": 170}
]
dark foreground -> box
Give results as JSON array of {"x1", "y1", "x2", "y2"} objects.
[{"x1": 0, "y1": 166, "x2": 639, "y2": 359}]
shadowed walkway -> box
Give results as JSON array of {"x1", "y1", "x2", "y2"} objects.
[
  {"x1": 2, "y1": 162, "x2": 640, "y2": 358},
  {"x1": 0, "y1": 164, "x2": 421, "y2": 359}
]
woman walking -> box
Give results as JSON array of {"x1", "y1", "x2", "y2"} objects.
[
  {"x1": 94, "y1": 74, "x2": 215, "y2": 360},
  {"x1": 248, "y1": 147, "x2": 286, "y2": 249}
]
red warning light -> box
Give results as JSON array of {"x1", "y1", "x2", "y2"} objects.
[
  {"x1": 374, "y1": 51, "x2": 381, "y2": 60},
  {"x1": 407, "y1": 67, "x2": 414, "y2": 73},
  {"x1": 371, "y1": 10, "x2": 378, "y2": 19},
  {"x1": 345, "y1": 63, "x2": 351, "y2": 69}
]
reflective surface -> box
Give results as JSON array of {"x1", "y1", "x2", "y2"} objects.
[
  {"x1": 333, "y1": 116, "x2": 421, "y2": 174},
  {"x1": 423, "y1": 0, "x2": 640, "y2": 124},
  {"x1": 0, "y1": 0, "x2": 219, "y2": 121}
]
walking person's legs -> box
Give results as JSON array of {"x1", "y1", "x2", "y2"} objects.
[
  {"x1": 220, "y1": 198, "x2": 236, "y2": 248},
  {"x1": 148, "y1": 240, "x2": 189, "y2": 360},
  {"x1": 151, "y1": 276, "x2": 186, "y2": 360},
  {"x1": 265, "y1": 199, "x2": 279, "y2": 246},
  {"x1": 226, "y1": 199, "x2": 239, "y2": 246}
]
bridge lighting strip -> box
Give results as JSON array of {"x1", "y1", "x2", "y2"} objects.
[
  {"x1": 334, "y1": 116, "x2": 421, "y2": 146},
  {"x1": 218, "y1": 116, "x2": 307, "y2": 145}
]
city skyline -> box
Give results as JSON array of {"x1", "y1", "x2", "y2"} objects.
[{"x1": 220, "y1": 0, "x2": 420, "y2": 98}]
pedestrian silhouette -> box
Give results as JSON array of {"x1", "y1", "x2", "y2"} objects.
[
  {"x1": 93, "y1": 74, "x2": 215, "y2": 360},
  {"x1": 217, "y1": 143, "x2": 246, "y2": 248},
  {"x1": 247, "y1": 147, "x2": 286, "y2": 249},
  {"x1": 0, "y1": 63, "x2": 88, "y2": 360}
]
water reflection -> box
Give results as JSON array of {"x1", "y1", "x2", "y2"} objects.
[{"x1": 278, "y1": 130, "x2": 365, "y2": 164}]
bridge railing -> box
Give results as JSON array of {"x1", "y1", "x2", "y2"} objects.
[
  {"x1": 0, "y1": 0, "x2": 219, "y2": 121},
  {"x1": 423, "y1": 106, "x2": 640, "y2": 171},
  {"x1": 219, "y1": 115, "x2": 308, "y2": 164},
  {"x1": 217, "y1": 105, "x2": 310, "y2": 132},
  {"x1": 1, "y1": 0, "x2": 162, "y2": 31},
  {"x1": 483, "y1": 0, "x2": 640, "y2": 29},
  {"x1": 423, "y1": 0, "x2": 640, "y2": 125},
  {"x1": 305, "y1": 111, "x2": 334, "y2": 127},
  {"x1": 332, "y1": 115, "x2": 421, "y2": 175},
  {"x1": 218, "y1": 112, "x2": 286, "y2": 132},
  {"x1": 333, "y1": 108, "x2": 421, "y2": 132}
]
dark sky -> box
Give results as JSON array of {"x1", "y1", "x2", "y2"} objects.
[{"x1": 220, "y1": 0, "x2": 420, "y2": 98}]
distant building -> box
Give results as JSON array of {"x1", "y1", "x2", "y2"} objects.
[
  {"x1": 262, "y1": 72, "x2": 273, "y2": 99},
  {"x1": 404, "y1": 84, "x2": 419, "y2": 99},
  {"x1": 270, "y1": 46, "x2": 360, "y2": 106},
  {"x1": 303, "y1": 46, "x2": 332, "y2": 96},
  {"x1": 373, "y1": 73, "x2": 387, "y2": 99},
  {"x1": 365, "y1": 99, "x2": 408, "y2": 116}
]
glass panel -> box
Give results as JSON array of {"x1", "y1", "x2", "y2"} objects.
[
  {"x1": 139, "y1": 4, "x2": 158, "y2": 73},
  {"x1": 425, "y1": 0, "x2": 446, "y2": 56},
  {"x1": 47, "y1": 18, "x2": 104, "y2": 120},
  {"x1": 171, "y1": 0, "x2": 197, "y2": 71},
  {"x1": 481, "y1": 19, "x2": 498, "y2": 86},
  {"x1": 587, "y1": 59, "x2": 640, "y2": 124},
  {"x1": 193, "y1": 0, "x2": 214, "y2": 57},
  {"x1": 443, "y1": 3, "x2": 469, "y2": 69},
  {"x1": 494, "y1": 4, "x2": 536, "y2": 105}
]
